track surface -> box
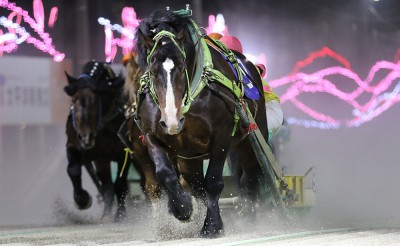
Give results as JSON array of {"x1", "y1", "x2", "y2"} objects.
[
  {"x1": 2, "y1": 224, "x2": 400, "y2": 245},
  {"x1": 2, "y1": 201, "x2": 400, "y2": 246}
]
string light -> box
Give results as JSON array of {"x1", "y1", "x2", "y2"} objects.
[
  {"x1": 48, "y1": 7, "x2": 58, "y2": 28},
  {"x1": 290, "y1": 46, "x2": 351, "y2": 75},
  {"x1": 205, "y1": 14, "x2": 229, "y2": 36},
  {"x1": 0, "y1": 0, "x2": 64, "y2": 61},
  {"x1": 269, "y1": 48, "x2": 400, "y2": 129},
  {"x1": 98, "y1": 7, "x2": 139, "y2": 62}
]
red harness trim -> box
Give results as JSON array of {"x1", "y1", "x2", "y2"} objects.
[
  {"x1": 245, "y1": 123, "x2": 258, "y2": 133},
  {"x1": 139, "y1": 135, "x2": 146, "y2": 145}
]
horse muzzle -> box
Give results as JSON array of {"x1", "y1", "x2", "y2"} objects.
[
  {"x1": 159, "y1": 116, "x2": 185, "y2": 135},
  {"x1": 79, "y1": 133, "x2": 96, "y2": 149}
]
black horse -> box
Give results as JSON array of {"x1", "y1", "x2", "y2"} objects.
[
  {"x1": 133, "y1": 8, "x2": 269, "y2": 237},
  {"x1": 64, "y1": 61, "x2": 132, "y2": 222}
]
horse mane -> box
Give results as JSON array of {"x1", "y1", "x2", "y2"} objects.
[
  {"x1": 135, "y1": 10, "x2": 192, "y2": 71},
  {"x1": 64, "y1": 61, "x2": 125, "y2": 96}
]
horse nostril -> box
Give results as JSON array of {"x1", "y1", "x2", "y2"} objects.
[
  {"x1": 178, "y1": 117, "x2": 185, "y2": 128},
  {"x1": 160, "y1": 120, "x2": 167, "y2": 129}
]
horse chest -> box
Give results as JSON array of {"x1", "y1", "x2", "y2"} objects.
[{"x1": 160, "y1": 133, "x2": 209, "y2": 156}]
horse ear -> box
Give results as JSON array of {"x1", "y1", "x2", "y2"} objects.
[
  {"x1": 64, "y1": 71, "x2": 78, "y2": 96},
  {"x1": 104, "y1": 64, "x2": 116, "y2": 80},
  {"x1": 111, "y1": 71, "x2": 126, "y2": 89},
  {"x1": 65, "y1": 71, "x2": 77, "y2": 84},
  {"x1": 138, "y1": 29, "x2": 155, "y2": 49}
]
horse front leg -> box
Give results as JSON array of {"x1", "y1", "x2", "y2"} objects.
[
  {"x1": 93, "y1": 160, "x2": 114, "y2": 221},
  {"x1": 146, "y1": 136, "x2": 193, "y2": 221},
  {"x1": 66, "y1": 146, "x2": 92, "y2": 210},
  {"x1": 200, "y1": 148, "x2": 227, "y2": 237},
  {"x1": 114, "y1": 157, "x2": 129, "y2": 222}
]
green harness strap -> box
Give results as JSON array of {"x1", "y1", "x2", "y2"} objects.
[
  {"x1": 187, "y1": 22, "x2": 243, "y2": 135},
  {"x1": 138, "y1": 11, "x2": 245, "y2": 135},
  {"x1": 184, "y1": 17, "x2": 243, "y2": 100}
]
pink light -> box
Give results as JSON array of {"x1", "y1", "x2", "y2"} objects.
[
  {"x1": 269, "y1": 48, "x2": 400, "y2": 128},
  {"x1": 205, "y1": 14, "x2": 229, "y2": 36},
  {"x1": 0, "y1": 29, "x2": 3, "y2": 56},
  {"x1": 104, "y1": 26, "x2": 116, "y2": 62},
  {"x1": 33, "y1": 0, "x2": 44, "y2": 31},
  {"x1": 98, "y1": 6, "x2": 140, "y2": 61},
  {"x1": 48, "y1": 7, "x2": 58, "y2": 28},
  {"x1": 290, "y1": 46, "x2": 351, "y2": 75},
  {"x1": 0, "y1": 0, "x2": 64, "y2": 61},
  {"x1": 121, "y1": 7, "x2": 139, "y2": 55},
  {"x1": 7, "y1": 10, "x2": 21, "y2": 34},
  {"x1": 206, "y1": 15, "x2": 215, "y2": 34}
]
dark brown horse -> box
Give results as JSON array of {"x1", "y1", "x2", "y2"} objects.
[
  {"x1": 132, "y1": 8, "x2": 269, "y2": 237},
  {"x1": 64, "y1": 61, "x2": 132, "y2": 222}
]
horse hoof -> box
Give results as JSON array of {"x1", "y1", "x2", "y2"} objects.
[
  {"x1": 199, "y1": 227, "x2": 224, "y2": 238},
  {"x1": 100, "y1": 213, "x2": 114, "y2": 224},
  {"x1": 168, "y1": 193, "x2": 193, "y2": 221},
  {"x1": 115, "y1": 208, "x2": 127, "y2": 222},
  {"x1": 181, "y1": 196, "x2": 198, "y2": 223},
  {"x1": 199, "y1": 215, "x2": 224, "y2": 238},
  {"x1": 74, "y1": 190, "x2": 92, "y2": 210}
]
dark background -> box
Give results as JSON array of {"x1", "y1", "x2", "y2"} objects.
[{"x1": 2, "y1": 0, "x2": 399, "y2": 77}]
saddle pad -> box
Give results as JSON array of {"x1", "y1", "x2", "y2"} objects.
[
  {"x1": 238, "y1": 59, "x2": 260, "y2": 100},
  {"x1": 213, "y1": 45, "x2": 260, "y2": 100}
]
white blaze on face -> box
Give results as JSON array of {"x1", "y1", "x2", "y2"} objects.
[{"x1": 162, "y1": 58, "x2": 179, "y2": 132}]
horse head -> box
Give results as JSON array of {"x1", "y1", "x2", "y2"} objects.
[
  {"x1": 64, "y1": 61, "x2": 125, "y2": 149},
  {"x1": 136, "y1": 11, "x2": 195, "y2": 135}
]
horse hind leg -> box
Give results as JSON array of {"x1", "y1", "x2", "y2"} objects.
[
  {"x1": 66, "y1": 148, "x2": 92, "y2": 210},
  {"x1": 178, "y1": 159, "x2": 206, "y2": 204},
  {"x1": 229, "y1": 140, "x2": 261, "y2": 221}
]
